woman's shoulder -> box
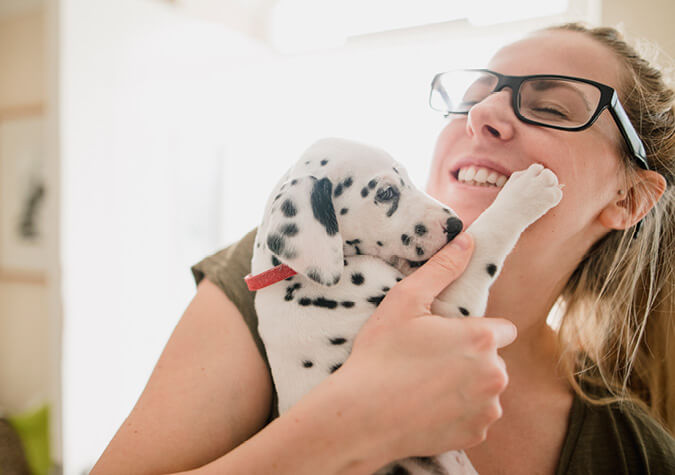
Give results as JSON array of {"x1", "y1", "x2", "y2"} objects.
[
  {"x1": 191, "y1": 228, "x2": 257, "y2": 288},
  {"x1": 558, "y1": 387, "x2": 675, "y2": 474}
]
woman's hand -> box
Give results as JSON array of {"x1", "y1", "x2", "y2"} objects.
[{"x1": 335, "y1": 232, "x2": 517, "y2": 461}]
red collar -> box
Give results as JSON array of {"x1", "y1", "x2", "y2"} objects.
[{"x1": 244, "y1": 264, "x2": 298, "y2": 291}]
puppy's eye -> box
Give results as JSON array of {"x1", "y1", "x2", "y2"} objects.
[{"x1": 375, "y1": 186, "x2": 397, "y2": 202}]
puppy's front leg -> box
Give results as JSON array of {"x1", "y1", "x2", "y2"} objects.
[{"x1": 431, "y1": 164, "x2": 562, "y2": 318}]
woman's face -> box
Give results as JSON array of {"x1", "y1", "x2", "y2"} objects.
[{"x1": 426, "y1": 30, "x2": 627, "y2": 254}]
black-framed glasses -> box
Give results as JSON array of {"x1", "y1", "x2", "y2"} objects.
[{"x1": 430, "y1": 69, "x2": 649, "y2": 170}]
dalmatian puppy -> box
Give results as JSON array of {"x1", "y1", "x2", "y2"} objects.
[{"x1": 248, "y1": 137, "x2": 562, "y2": 474}]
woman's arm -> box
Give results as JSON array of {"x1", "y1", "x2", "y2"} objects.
[
  {"x1": 91, "y1": 278, "x2": 275, "y2": 473},
  {"x1": 93, "y1": 234, "x2": 516, "y2": 474}
]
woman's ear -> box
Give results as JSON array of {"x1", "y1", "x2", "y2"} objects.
[{"x1": 599, "y1": 170, "x2": 667, "y2": 230}]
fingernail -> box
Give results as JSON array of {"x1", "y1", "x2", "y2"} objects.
[{"x1": 450, "y1": 233, "x2": 471, "y2": 251}]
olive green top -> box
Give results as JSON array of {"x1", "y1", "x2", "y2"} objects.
[{"x1": 191, "y1": 228, "x2": 675, "y2": 474}]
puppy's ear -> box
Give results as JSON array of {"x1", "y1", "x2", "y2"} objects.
[{"x1": 259, "y1": 176, "x2": 344, "y2": 286}]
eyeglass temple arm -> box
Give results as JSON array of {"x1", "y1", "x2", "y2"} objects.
[
  {"x1": 609, "y1": 91, "x2": 648, "y2": 170},
  {"x1": 609, "y1": 92, "x2": 648, "y2": 238}
]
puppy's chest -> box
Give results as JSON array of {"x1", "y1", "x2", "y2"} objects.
[{"x1": 255, "y1": 253, "x2": 403, "y2": 345}]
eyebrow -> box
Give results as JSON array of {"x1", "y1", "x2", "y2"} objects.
[{"x1": 527, "y1": 80, "x2": 593, "y2": 112}]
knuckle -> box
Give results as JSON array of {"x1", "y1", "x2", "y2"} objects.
[
  {"x1": 471, "y1": 327, "x2": 497, "y2": 350},
  {"x1": 466, "y1": 428, "x2": 488, "y2": 447},
  {"x1": 483, "y1": 367, "x2": 509, "y2": 395},
  {"x1": 484, "y1": 401, "x2": 503, "y2": 422}
]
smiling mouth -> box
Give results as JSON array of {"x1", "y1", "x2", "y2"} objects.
[{"x1": 454, "y1": 165, "x2": 509, "y2": 188}]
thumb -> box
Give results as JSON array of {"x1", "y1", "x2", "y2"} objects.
[{"x1": 382, "y1": 232, "x2": 474, "y2": 318}]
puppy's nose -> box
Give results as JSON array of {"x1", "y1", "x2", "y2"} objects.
[{"x1": 444, "y1": 217, "x2": 463, "y2": 242}]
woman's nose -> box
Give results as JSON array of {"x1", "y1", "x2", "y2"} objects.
[{"x1": 465, "y1": 89, "x2": 516, "y2": 141}]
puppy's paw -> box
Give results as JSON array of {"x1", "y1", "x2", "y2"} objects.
[{"x1": 499, "y1": 163, "x2": 563, "y2": 225}]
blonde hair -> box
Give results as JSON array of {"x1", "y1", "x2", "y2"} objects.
[{"x1": 547, "y1": 23, "x2": 675, "y2": 434}]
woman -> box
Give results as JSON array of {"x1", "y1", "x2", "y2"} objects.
[{"x1": 92, "y1": 23, "x2": 675, "y2": 474}]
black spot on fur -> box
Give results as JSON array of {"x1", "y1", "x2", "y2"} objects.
[
  {"x1": 299, "y1": 298, "x2": 311, "y2": 306},
  {"x1": 291, "y1": 179, "x2": 298, "y2": 185},
  {"x1": 407, "y1": 259, "x2": 426, "y2": 268},
  {"x1": 311, "y1": 178, "x2": 338, "y2": 236},
  {"x1": 416, "y1": 246, "x2": 425, "y2": 256},
  {"x1": 368, "y1": 179, "x2": 377, "y2": 189},
  {"x1": 340, "y1": 208, "x2": 348, "y2": 215},
  {"x1": 414, "y1": 224, "x2": 427, "y2": 236},
  {"x1": 361, "y1": 187, "x2": 369, "y2": 197},
  {"x1": 281, "y1": 199, "x2": 297, "y2": 217},
  {"x1": 303, "y1": 360, "x2": 313, "y2": 368},
  {"x1": 280, "y1": 223, "x2": 298, "y2": 236},
  {"x1": 343, "y1": 177, "x2": 353, "y2": 187},
  {"x1": 444, "y1": 217, "x2": 463, "y2": 242},
  {"x1": 377, "y1": 241, "x2": 383, "y2": 246},
  {"x1": 330, "y1": 337, "x2": 347, "y2": 345},
  {"x1": 341, "y1": 301, "x2": 355, "y2": 308},
  {"x1": 386, "y1": 464, "x2": 410, "y2": 475},
  {"x1": 401, "y1": 234, "x2": 411, "y2": 246},
  {"x1": 329, "y1": 362, "x2": 343, "y2": 373},
  {"x1": 271, "y1": 256, "x2": 281, "y2": 266},
  {"x1": 285, "y1": 283, "x2": 302, "y2": 301},
  {"x1": 367, "y1": 295, "x2": 385, "y2": 306},
  {"x1": 313, "y1": 297, "x2": 338, "y2": 309},
  {"x1": 320, "y1": 159, "x2": 328, "y2": 166},
  {"x1": 487, "y1": 263, "x2": 498, "y2": 277},
  {"x1": 459, "y1": 307, "x2": 469, "y2": 316},
  {"x1": 267, "y1": 234, "x2": 285, "y2": 254},
  {"x1": 382, "y1": 286, "x2": 390, "y2": 292},
  {"x1": 334, "y1": 183, "x2": 344, "y2": 197},
  {"x1": 351, "y1": 273, "x2": 365, "y2": 285}
]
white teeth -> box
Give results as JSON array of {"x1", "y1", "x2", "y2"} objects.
[
  {"x1": 456, "y1": 166, "x2": 508, "y2": 187},
  {"x1": 474, "y1": 168, "x2": 488, "y2": 183},
  {"x1": 463, "y1": 166, "x2": 476, "y2": 182}
]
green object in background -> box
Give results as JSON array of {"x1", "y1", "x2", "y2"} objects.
[{"x1": 7, "y1": 404, "x2": 50, "y2": 475}]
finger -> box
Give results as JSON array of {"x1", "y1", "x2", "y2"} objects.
[
  {"x1": 390, "y1": 232, "x2": 474, "y2": 314},
  {"x1": 479, "y1": 318, "x2": 518, "y2": 349}
]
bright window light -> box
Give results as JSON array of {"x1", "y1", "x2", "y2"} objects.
[{"x1": 270, "y1": 0, "x2": 569, "y2": 53}]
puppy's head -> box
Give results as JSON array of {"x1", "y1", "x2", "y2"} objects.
[{"x1": 255, "y1": 138, "x2": 462, "y2": 286}]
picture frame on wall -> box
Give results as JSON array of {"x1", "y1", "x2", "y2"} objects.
[{"x1": 0, "y1": 108, "x2": 46, "y2": 278}]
